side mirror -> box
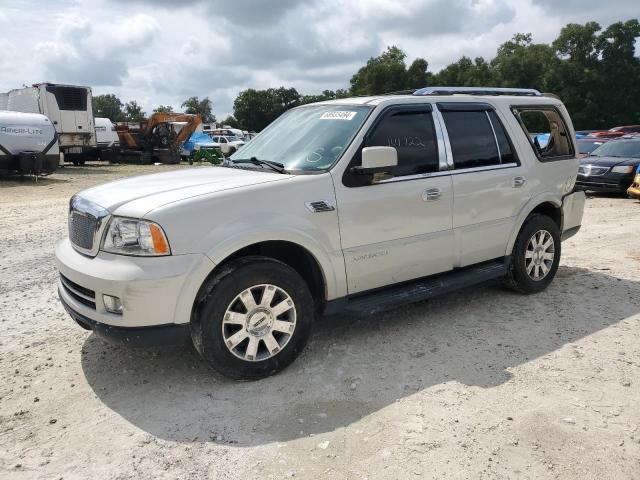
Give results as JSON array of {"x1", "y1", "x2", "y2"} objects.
[
  {"x1": 220, "y1": 143, "x2": 231, "y2": 155},
  {"x1": 353, "y1": 146, "x2": 397, "y2": 174}
]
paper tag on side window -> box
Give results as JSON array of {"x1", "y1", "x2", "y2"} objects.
[{"x1": 320, "y1": 111, "x2": 357, "y2": 120}]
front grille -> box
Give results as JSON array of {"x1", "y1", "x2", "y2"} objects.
[
  {"x1": 60, "y1": 273, "x2": 96, "y2": 309},
  {"x1": 578, "y1": 165, "x2": 609, "y2": 176},
  {"x1": 69, "y1": 211, "x2": 98, "y2": 250}
]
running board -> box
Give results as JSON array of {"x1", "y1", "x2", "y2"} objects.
[{"x1": 342, "y1": 259, "x2": 509, "y2": 316}]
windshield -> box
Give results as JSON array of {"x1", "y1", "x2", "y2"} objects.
[
  {"x1": 578, "y1": 140, "x2": 605, "y2": 154},
  {"x1": 229, "y1": 105, "x2": 372, "y2": 171},
  {"x1": 590, "y1": 141, "x2": 640, "y2": 158}
]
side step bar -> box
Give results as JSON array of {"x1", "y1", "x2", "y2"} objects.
[{"x1": 341, "y1": 258, "x2": 509, "y2": 316}]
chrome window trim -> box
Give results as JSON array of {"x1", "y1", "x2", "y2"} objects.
[
  {"x1": 69, "y1": 195, "x2": 110, "y2": 257},
  {"x1": 376, "y1": 162, "x2": 519, "y2": 184},
  {"x1": 431, "y1": 109, "x2": 449, "y2": 171},
  {"x1": 485, "y1": 111, "x2": 502, "y2": 163},
  {"x1": 433, "y1": 107, "x2": 454, "y2": 169}
]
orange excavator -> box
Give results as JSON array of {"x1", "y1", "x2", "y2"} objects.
[{"x1": 114, "y1": 112, "x2": 202, "y2": 164}]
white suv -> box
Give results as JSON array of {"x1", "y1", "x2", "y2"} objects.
[{"x1": 55, "y1": 87, "x2": 585, "y2": 379}]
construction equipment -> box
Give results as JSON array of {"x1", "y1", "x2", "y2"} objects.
[{"x1": 114, "y1": 112, "x2": 202, "y2": 164}]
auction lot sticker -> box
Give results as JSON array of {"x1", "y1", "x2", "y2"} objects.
[{"x1": 320, "y1": 111, "x2": 358, "y2": 120}]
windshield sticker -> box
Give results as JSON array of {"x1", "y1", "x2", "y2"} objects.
[{"x1": 320, "y1": 111, "x2": 357, "y2": 121}]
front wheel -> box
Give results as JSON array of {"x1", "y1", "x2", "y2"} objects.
[
  {"x1": 505, "y1": 214, "x2": 561, "y2": 294},
  {"x1": 192, "y1": 257, "x2": 314, "y2": 380}
]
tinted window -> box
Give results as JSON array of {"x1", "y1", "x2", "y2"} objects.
[
  {"x1": 443, "y1": 111, "x2": 500, "y2": 169},
  {"x1": 367, "y1": 110, "x2": 438, "y2": 176},
  {"x1": 488, "y1": 111, "x2": 516, "y2": 164},
  {"x1": 514, "y1": 107, "x2": 573, "y2": 160}
]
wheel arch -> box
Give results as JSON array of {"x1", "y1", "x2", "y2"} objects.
[
  {"x1": 196, "y1": 239, "x2": 335, "y2": 317},
  {"x1": 506, "y1": 194, "x2": 562, "y2": 255}
]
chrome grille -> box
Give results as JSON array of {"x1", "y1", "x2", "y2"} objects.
[
  {"x1": 69, "y1": 212, "x2": 98, "y2": 250},
  {"x1": 68, "y1": 195, "x2": 109, "y2": 256}
]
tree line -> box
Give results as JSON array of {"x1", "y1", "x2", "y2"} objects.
[
  {"x1": 232, "y1": 19, "x2": 639, "y2": 131},
  {"x1": 94, "y1": 19, "x2": 639, "y2": 132}
]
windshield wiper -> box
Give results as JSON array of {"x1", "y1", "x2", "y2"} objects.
[{"x1": 230, "y1": 157, "x2": 287, "y2": 174}]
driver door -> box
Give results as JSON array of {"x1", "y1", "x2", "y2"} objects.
[{"x1": 332, "y1": 105, "x2": 454, "y2": 294}]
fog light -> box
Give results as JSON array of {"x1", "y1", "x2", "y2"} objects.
[{"x1": 103, "y1": 294, "x2": 123, "y2": 314}]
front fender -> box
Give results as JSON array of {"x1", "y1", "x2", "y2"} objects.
[{"x1": 205, "y1": 227, "x2": 346, "y2": 301}]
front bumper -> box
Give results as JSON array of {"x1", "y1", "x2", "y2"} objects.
[
  {"x1": 55, "y1": 238, "x2": 215, "y2": 330},
  {"x1": 60, "y1": 294, "x2": 190, "y2": 346},
  {"x1": 575, "y1": 174, "x2": 634, "y2": 193}
]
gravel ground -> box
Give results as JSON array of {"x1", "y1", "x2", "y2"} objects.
[{"x1": 1, "y1": 163, "x2": 639, "y2": 480}]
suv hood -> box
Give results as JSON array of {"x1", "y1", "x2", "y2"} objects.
[
  {"x1": 580, "y1": 156, "x2": 638, "y2": 167},
  {"x1": 78, "y1": 166, "x2": 290, "y2": 214}
]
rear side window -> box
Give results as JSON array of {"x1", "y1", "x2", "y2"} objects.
[
  {"x1": 442, "y1": 111, "x2": 500, "y2": 169},
  {"x1": 513, "y1": 107, "x2": 574, "y2": 160},
  {"x1": 366, "y1": 110, "x2": 439, "y2": 177}
]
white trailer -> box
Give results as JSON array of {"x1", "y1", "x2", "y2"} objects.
[
  {"x1": 0, "y1": 110, "x2": 60, "y2": 174},
  {"x1": 2, "y1": 83, "x2": 96, "y2": 161},
  {"x1": 93, "y1": 117, "x2": 119, "y2": 162}
]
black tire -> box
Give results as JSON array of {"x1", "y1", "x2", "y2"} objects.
[
  {"x1": 191, "y1": 256, "x2": 314, "y2": 380},
  {"x1": 505, "y1": 214, "x2": 561, "y2": 294}
]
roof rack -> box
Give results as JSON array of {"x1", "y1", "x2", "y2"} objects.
[{"x1": 413, "y1": 86, "x2": 541, "y2": 97}]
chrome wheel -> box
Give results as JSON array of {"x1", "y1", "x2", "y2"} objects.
[
  {"x1": 221, "y1": 284, "x2": 297, "y2": 362},
  {"x1": 525, "y1": 229, "x2": 555, "y2": 281}
]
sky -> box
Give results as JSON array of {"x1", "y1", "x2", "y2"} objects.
[{"x1": 0, "y1": 0, "x2": 638, "y2": 119}]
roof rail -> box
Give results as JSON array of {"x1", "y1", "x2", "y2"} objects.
[{"x1": 413, "y1": 86, "x2": 541, "y2": 97}]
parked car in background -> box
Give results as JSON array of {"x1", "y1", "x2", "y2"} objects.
[
  {"x1": 577, "y1": 137, "x2": 608, "y2": 158},
  {"x1": 575, "y1": 138, "x2": 640, "y2": 193},
  {"x1": 590, "y1": 125, "x2": 640, "y2": 139},
  {"x1": 208, "y1": 134, "x2": 245, "y2": 154},
  {"x1": 55, "y1": 87, "x2": 585, "y2": 379}
]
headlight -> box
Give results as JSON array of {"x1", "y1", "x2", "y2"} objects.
[
  {"x1": 611, "y1": 165, "x2": 634, "y2": 174},
  {"x1": 101, "y1": 217, "x2": 171, "y2": 256}
]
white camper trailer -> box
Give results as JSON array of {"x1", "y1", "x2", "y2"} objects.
[
  {"x1": 0, "y1": 110, "x2": 60, "y2": 174},
  {"x1": 93, "y1": 117, "x2": 119, "y2": 162},
  {"x1": 2, "y1": 83, "x2": 96, "y2": 161}
]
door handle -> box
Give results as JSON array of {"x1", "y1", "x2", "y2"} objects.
[
  {"x1": 422, "y1": 188, "x2": 442, "y2": 201},
  {"x1": 513, "y1": 176, "x2": 526, "y2": 188}
]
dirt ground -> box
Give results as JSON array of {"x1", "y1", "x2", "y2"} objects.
[{"x1": 1, "y1": 163, "x2": 639, "y2": 480}]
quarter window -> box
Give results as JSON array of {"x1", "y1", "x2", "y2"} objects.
[
  {"x1": 513, "y1": 107, "x2": 574, "y2": 160},
  {"x1": 366, "y1": 110, "x2": 439, "y2": 177},
  {"x1": 442, "y1": 111, "x2": 501, "y2": 169}
]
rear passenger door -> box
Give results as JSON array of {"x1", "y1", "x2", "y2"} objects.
[{"x1": 437, "y1": 103, "x2": 530, "y2": 267}]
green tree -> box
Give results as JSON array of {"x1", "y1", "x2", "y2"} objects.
[
  {"x1": 491, "y1": 33, "x2": 560, "y2": 91},
  {"x1": 123, "y1": 100, "x2": 145, "y2": 122},
  {"x1": 153, "y1": 105, "x2": 174, "y2": 113},
  {"x1": 92, "y1": 94, "x2": 123, "y2": 121},
  {"x1": 233, "y1": 87, "x2": 300, "y2": 131},
  {"x1": 181, "y1": 96, "x2": 216, "y2": 123},
  {"x1": 350, "y1": 46, "x2": 415, "y2": 95}
]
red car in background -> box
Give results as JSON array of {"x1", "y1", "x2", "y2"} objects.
[{"x1": 590, "y1": 125, "x2": 640, "y2": 138}]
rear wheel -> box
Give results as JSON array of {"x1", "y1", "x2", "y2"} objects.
[
  {"x1": 192, "y1": 257, "x2": 314, "y2": 380},
  {"x1": 506, "y1": 214, "x2": 561, "y2": 294}
]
